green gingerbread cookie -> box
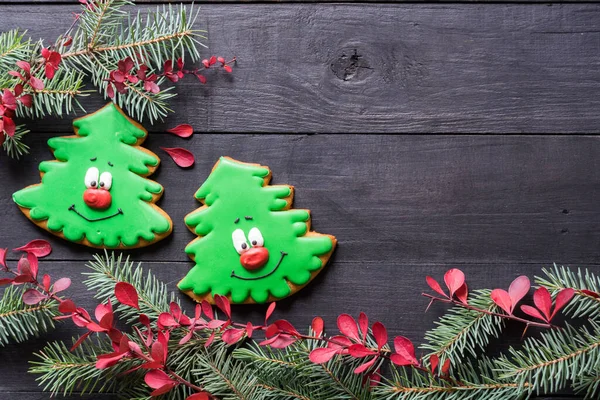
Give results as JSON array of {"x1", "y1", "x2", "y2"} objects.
[
  {"x1": 179, "y1": 157, "x2": 337, "y2": 304},
  {"x1": 13, "y1": 103, "x2": 173, "y2": 249}
]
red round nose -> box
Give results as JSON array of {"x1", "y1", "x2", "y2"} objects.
[
  {"x1": 83, "y1": 188, "x2": 112, "y2": 210},
  {"x1": 240, "y1": 247, "x2": 270, "y2": 271}
]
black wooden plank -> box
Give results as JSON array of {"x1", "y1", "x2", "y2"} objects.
[
  {"x1": 1, "y1": 4, "x2": 600, "y2": 133},
  {"x1": 0, "y1": 259, "x2": 589, "y2": 394},
  {"x1": 2, "y1": 134, "x2": 600, "y2": 265}
]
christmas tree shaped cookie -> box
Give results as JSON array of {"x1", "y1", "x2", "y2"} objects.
[
  {"x1": 13, "y1": 103, "x2": 173, "y2": 249},
  {"x1": 179, "y1": 157, "x2": 337, "y2": 304}
]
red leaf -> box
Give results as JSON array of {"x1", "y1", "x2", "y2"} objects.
[
  {"x1": 491, "y1": 289, "x2": 513, "y2": 315},
  {"x1": 354, "y1": 357, "x2": 377, "y2": 374},
  {"x1": 95, "y1": 301, "x2": 112, "y2": 322},
  {"x1": 115, "y1": 282, "x2": 139, "y2": 309},
  {"x1": 217, "y1": 57, "x2": 225, "y2": 64},
  {"x1": 27, "y1": 252, "x2": 38, "y2": 279},
  {"x1": 455, "y1": 283, "x2": 468, "y2": 305},
  {"x1": 582, "y1": 289, "x2": 600, "y2": 299},
  {"x1": 45, "y1": 64, "x2": 55, "y2": 80},
  {"x1": 151, "y1": 342, "x2": 165, "y2": 366},
  {"x1": 0, "y1": 248, "x2": 7, "y2": 269},
  {"x1": 106, "y1": 83, "x2": 115, "y2": 99},
  {"x1": 13, "y1": 240, "x2": 52, "y2": 257},
  {"x1": 214, "y1": 294, "x2": 231, "y2": 318},
  {"x1": 309, "y1": 347, "x2": 339, "y2": 364},
  {"x1": 22, "y1": 289, "x2": 47, "y2": 305},
  {"x1": 58, "y1": 299, "x2": 77, "y2": 313},
  {"x1": 70, "y1": 331, "x2": 91, "y2": 351},
  {"x1": 161, "y1": 147, "x2": 195, "y2": 168},
  {"x1": 167, "y1": 124, "x2": 193, "y2": 138},
  {"x1": 223, "y1": 65, "x2": 233, "y2": 73},
  {"x1": 358, "y1": 312, "x2": 368, "y2": 341},
  {"x1": 179, "y1": 329, "x2": 195, "y2": 345},
  {"x1": 430, "y1": 354, "x2": 439, "y2": 375},
  {"x1": 209, "y1": 56, "x2": 217, "y2": 66},
  {"x1": 441, "y1": 359, "x2": 451, "y2": 375},
  {"x1": 170, "y1": 302, "x2": 182, "y2": 321},
  {"x1": 96, "y1": 352, "x2": 127, "y2": 369},
  {"x1": 426, "y1": 276, "x2": 447, "y2": 297},
  {"x1": 158, "y1": 313, "x2": 179, "y2": 327},
  {"x1": 16, "y1": 61, "x2": 30, "y2": 73},
  {"x1": 551, "y1": 288, "x2": 575, "y2": 319},
  {"x1": 42, "y1": 274, "x2": 51, "y2": 292},
  {"x1": 508, "y1": 276, "x2": 530, "y2": 312},
  {"x1": 372, "y1": 322, "x2": 387, "y2": 350},
  {"x1": 311, "y1": 316, "x2": 324, "y2": 337},
  {"x1": 328, "y1": 335, "x2": 353, "y2": 350},
  {"x1": 196, "y1": 74, "x2": 207, "y2": 84},
  {"x1": 202, "y1": 301, "x2": 214, "y2": 320},
  {"x1": 139, "y1": 314, "x2": 150, "y2": 326},
  {"x1": 0, "y1": 278, "x2": 14, "y2": 285},
  {"x1": 151, "y1": 383, "x2": 177, "y2": 397},
  {"x1": 29, "y1": 76, "x2": 45, "y2": 90},
  {"x1": 444, "y1": 269, "x2": 465, "y2": 298},
  {"x1": 144, "y1": 80, "x2": 160, "y2": 93},
  {"x1": 17, "y1": 257, "x2": 29, "y2": 275},
  {"x1": 348, "y1": 344, "x2": 377, "y2": 358},
  {"x1": 337, "y1": 314, "x2": 361, "y2": 342},
  {"x1": 204, "y1": 331, "x2": 216, "y2": 348},
  {"x1": 533, "y1": 287, "x2": 552, "y2": 321},
  {"x1": 187, "y1": 393, "x2": 210, "y2": 400},
  {"x1": 52, "y1": 277, "x2": 71, "y2": 293},
  {"x1": 265, "y1": 302, "x2": 276, "y2": 325},
  {"x1": 393, "y1": 336, "x2": 418, "y2": 366},
  {"x1": 145, "y1": 369, "x2": 176, "y2": 389},
  {"x1": 521, "y1": 305, "x2": 547, "y2": 322},
  {"x1": 266, "y1": 333, "x2": 297, "y2": 348},
  {"x1": 222, "y1": 328, "x2": 246, "y2": 345},
  {"x1": 274, "y1": 319, "x2": 300, "y2": 336}
]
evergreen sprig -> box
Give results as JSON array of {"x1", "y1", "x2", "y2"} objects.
[
  {"x1": 376, "y1": 358, "x2": 529, "y2": 400},
  {"x1": 5, "y1": 253, "x2": 597, "y2": 399},
  {"x1": 83, "y1": 252, "x2": 178, "y2": 324},
  {"x1": 421, "y1": 289, "x2": 504, "y2": 364},
  {"x1": 0, "y1": 284, "x2": 58, "y2": 345},
  {"x1": 0, "y1": 0, "x2": 207, "y2": 158},
  {"x1": 495, "y1": 322, "x2": 600, "y2": 395},
  {"x1": 536, "y1": 264, "x2": 600, "y2": 320}
]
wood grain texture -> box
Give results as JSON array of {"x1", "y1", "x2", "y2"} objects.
[
  {"x1": 1, "y1": 1, "x2": 599, "y2": 399},
  {"x1": 1, "y1": 4, "x2": 600, "y2": 133},
  {"x1": 2, "y1": 134, "x2": 600, "y2": 265}
]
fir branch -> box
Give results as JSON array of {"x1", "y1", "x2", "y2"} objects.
[
  {"x1": 495, "y1": 322, "x2": 600, "y2": 394},
  {"x1": 574, "y1": 367, "x2": 600, "y2": 399},
  {"x1": 29, "y1": 336, "x2": 129, "y2": 396},
  {"x1": 15, "y1": 69, "x2": 89, "y2": 119},
  {"x1": 83, "y1": 252, "x2": 178, "y2": 323},
  {"x1": 2, "y1": 125, "x2": 30, "y2": 159},
  {"x1": 420, "y1": 289, "x2": 504, "y2": 364},
  {"x1": 0, "y1": 29, "x2": 32, "y2": 72},
  {"x1": 0, "y1": 284, "x2": 58, "y2": 346},
  {"x1": 193, "y1": 342, "x2": 258, "y2": 400},
  {"x1": 536, "y1": 264, "x2": 600, "y2": 320},
  {"x1": 376, "y1": 358, "x2": 530, "y2": 400}
]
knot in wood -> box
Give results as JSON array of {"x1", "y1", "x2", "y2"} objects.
[{"x1": 330, "y1": 49, "x2": 372, "y2": 82}]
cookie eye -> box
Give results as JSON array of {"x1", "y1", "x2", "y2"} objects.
[
  {"x1": 99, "y1": 171, "x2": 113, "y2": 190},
  {"x1": 232, "y1": 228, "x2": 249, "y2": 254},
  {"x1": 84, "y1": 167, "x2": 100, "y2": 189},
  {"x1": 248, "y1": 227, "x2": 264, "y2": 247}
]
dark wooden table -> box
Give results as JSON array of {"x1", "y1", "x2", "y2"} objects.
[{"x1": 1, "y1": 1, "x2": 599, "y2": 399}]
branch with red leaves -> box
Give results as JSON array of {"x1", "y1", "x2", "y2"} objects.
[
  {"x1": 0, "y1": 1, "x2": 234, "y2": 159},
  {"x1": 3, "y1": 250, "x2": 600, "y2": 399}
]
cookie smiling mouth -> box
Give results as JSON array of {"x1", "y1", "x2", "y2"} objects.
[
  {"x1": 231, "y1": 251, "x2": 288, "y2": 280},
  {"x1": 69, "y1": 204, "x2": 123, "y2": 222}
]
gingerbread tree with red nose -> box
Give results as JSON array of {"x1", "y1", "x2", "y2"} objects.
[{"x1": 13, "y1": 103, "x2": 172, "y2": 248}]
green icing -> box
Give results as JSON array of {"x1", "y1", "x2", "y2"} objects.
[
  {"x1": 179, "y1": 157, "x2": 335, "y2": 304},
  {"x1": 12, "y1": 103, "x2": 172, "y2": 248}
]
